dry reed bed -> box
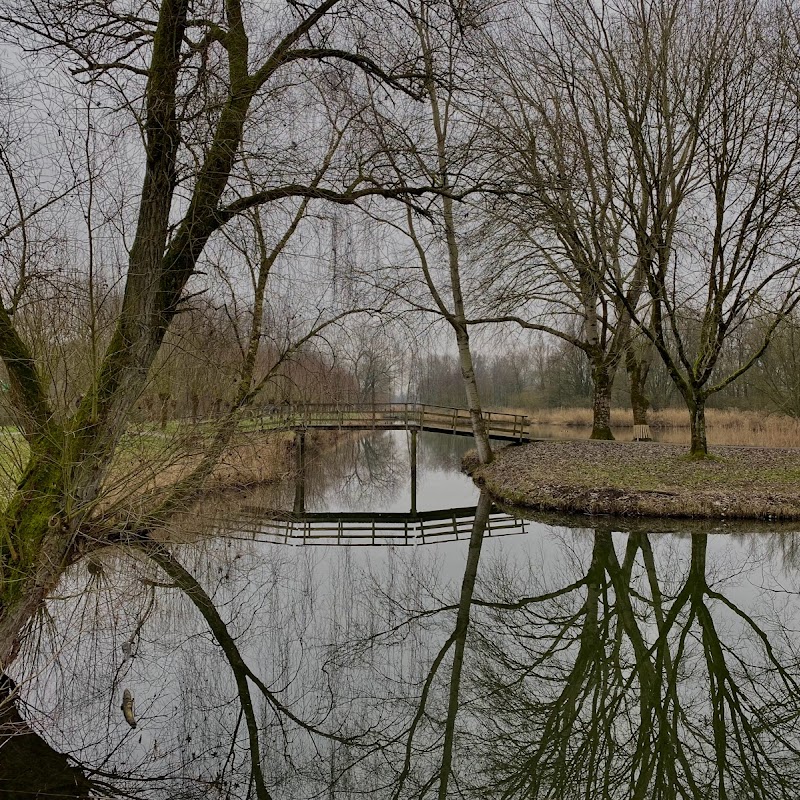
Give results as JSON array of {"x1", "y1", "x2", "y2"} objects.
[
  {"x1": 0, "y1": 425, "x2": 350, "y2": 512},
  {"x1": 500, "y1": 406, "x2": 800, "y2": 448},
  {"x1": 467, "y1": 440, "x2": 800, "y2": 520},
  {"x1": 92, "y1": 429, "x2": 296, "y2": 520}
]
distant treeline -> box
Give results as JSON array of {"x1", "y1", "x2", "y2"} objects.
[{"x1": 410, "y1": 314, "x2": 800, "y2": 417}]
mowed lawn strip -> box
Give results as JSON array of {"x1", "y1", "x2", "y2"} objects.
[{"x1": 468, "y1": 441, "x2": 800, "y2": 519}]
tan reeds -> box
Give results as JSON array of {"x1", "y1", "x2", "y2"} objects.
[{"x1": 498, "y1": 405, "x2": 800, "y2": 448}]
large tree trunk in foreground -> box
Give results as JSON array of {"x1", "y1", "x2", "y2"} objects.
[
  {"x1": 0, "y1": 445, "x2": 87, "y2": 668},
  {"x1": 590, "y1": 363, "x2": 614, "y2": 441},
  {"x1": 0, "y1": 677, "x2": 92, "y2": 798},
  {"x1": 0, "y1": 0, "x2": 191, "y2": 667}
]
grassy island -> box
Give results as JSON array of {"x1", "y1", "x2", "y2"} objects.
[{"x1": 466, "y1": 441, "x2": 800, "y2": 520}]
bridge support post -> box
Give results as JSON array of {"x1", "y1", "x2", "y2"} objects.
[
  {"x1": 410, "y1": 429, "x2": 418, "y2": 515},
  {"x1": 293, "y1": 431, "x2": 306, "y2": 514}
]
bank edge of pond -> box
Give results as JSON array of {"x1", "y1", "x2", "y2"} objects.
[
  {"x1": 114, "y1": 429, "x2": 349, "y2": 522},
  {"x1": 464, "y1": 440, "x2": 800, "y2": 520},
  {"x1": 200, "y1": 428, "x2": 353, "y2": 494}
]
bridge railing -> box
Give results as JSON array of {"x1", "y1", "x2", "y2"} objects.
[
  {"x1": 253, "y1": 402, "x2": 530, "y2": 440},
  {"x1": 227, "y1": 507, "x2": 529, "y2": 546},
  {"x1": 415, "y1": 404, "x2": 529, "y2": 439}
]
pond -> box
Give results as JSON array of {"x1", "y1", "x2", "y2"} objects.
[{"x1": 5, "y1": 431, "x2": 800, "y2": 798}]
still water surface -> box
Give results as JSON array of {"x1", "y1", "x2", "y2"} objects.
[{"x1": 6, "y1": 431, "x2": 800, "y2": 798}]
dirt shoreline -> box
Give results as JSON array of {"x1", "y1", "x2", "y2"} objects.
[{"x1": 465, "y1": 440, "x2": 800, "y2": 520}]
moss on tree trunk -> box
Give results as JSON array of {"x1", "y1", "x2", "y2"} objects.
[
  {"x1": 688, "y1": 400, "x2": 709, "y2": 457},
  {"x1": 590, "y1": 364, "x2": 615, "y2": 441}
]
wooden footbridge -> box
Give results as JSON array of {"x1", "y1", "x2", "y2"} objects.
[
  {"x1": 223, "y1": 505, "x2": 530, "y2": 547},
  {"x1": 253, "y1": 402, "x2": 532, "y2": 442}
]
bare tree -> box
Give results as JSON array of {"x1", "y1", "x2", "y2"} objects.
[
  {"x1": 550, "y1": 0, "x2": 800, "y2": 456},
  {"x1": 476, "y1": 19, "x2": 648, "y2": 440},
  {"x1": 0, "y1": 0, "x2": 442, "y2": 668},
  {"x1": 364, "y1": 0, "x2": 497, "y2": 463},
  {"x1": 477, "y1": 0, "x2": 800, "y2": 454}
]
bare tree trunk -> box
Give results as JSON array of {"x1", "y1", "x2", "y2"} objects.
[
  {"x1": 688, "y1": 398, "x2": 708, "y2": 457},
  {"x1": 0, "y1": 678, "x2": 92, "y2": 798},
  {"x1": 626, "y1": 344, "x2": 652, "y2": 440},
  {"x1": 590, "y1": 363, "x2": 614, "y2": 441},
  {"x1": 413, "y1": 8, "x2": 493, "y2": 467},
  {"x1": 630, "y1": 372, "x2": 650, "y2": 426},
  {"x1": 455, "y1": 328, "x2": 492, "y2": 464},
  {"x1": 0, "y1": 517, "x2": 71, "y2": 666},
  {"x1": 158, "y1": 392, "x2": 171, "y2": 431}
]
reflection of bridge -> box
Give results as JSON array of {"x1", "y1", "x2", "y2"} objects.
[
  {"x1": 225, "y1": 506, "x2": 530, "y2": 546},
  {"x1": 254, "y1": 403, "x2": 532, "y2": 442}
]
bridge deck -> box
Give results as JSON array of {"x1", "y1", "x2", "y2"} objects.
[
  {"x1": 222, "y1": 505, "x2": 529, "y2": 546},
  {"x1": 251, "y1": 402, "x2": 532, "y2": 442}
]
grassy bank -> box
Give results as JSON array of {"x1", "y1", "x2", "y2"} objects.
[
  {"x1": 0, "y1": 424, "x2": 323, "y2": 511},
  {"x1": 467, "y1": 440, "x2": 800, "y2": 520},
  {"x1": 502, "y1": 406, "x2": 800, "y2": 448}
]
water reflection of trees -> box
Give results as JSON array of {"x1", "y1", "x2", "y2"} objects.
[
  {"x1": 197, "y1": 431, "x2": 405, "y2": 521},
  {"x1": 7, "y1": 515, "x2": 800, "y2": 798},
  {"x1": 418, "y1": 432, "x2": 476, "y2": 473},
  {"x1": 290, "y1": 431, "x2": 404, "y2": 512},
  {"x1": 226, "y1": 430, "x2": 471, "y2": 517},
  {"x1": 12, "y1": 533, "x2": 446, "y2": 797},
  {"x1": 465, "y1": 530, "x2": 800, "y2": 799},
  {"x1": 328, "y1": 432, "x2": 404, "y2": 509}
]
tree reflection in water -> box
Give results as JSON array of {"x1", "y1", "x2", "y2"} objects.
[
  {"x1": 466, "y1": 528, "x2": 800, "y2": 799},
  {"x1": 4, "y1": 501, "x2": 800, "y2": 797}
]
